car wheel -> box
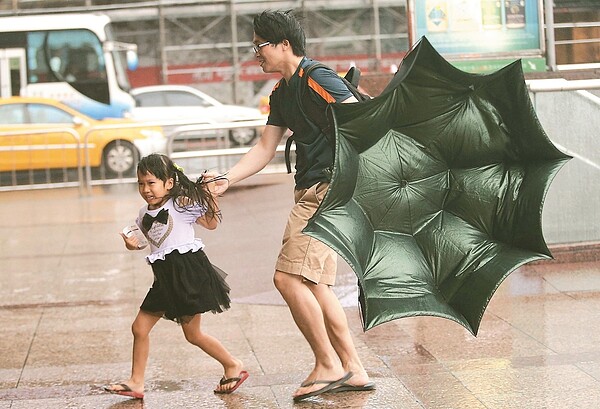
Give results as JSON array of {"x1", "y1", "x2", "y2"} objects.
[
  {"x1": 229, "y1": 127, "x2": 257, "y2": 146},
  {"x1": 102, "y1": 140, "x2": 138, "y2": 177}
]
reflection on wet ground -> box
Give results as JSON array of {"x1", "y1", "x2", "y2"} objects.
[{"x1": 1, "y1": 174, "x2": 600, "y2": 408}]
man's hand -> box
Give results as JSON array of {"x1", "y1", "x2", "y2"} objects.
[{"x1": 202, "y1": 171, "x2": 230, "y2": 196}]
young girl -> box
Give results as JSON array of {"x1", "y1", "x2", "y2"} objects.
[{"x1": 104, "y1": 153, "x2": 248, "y2": 399}]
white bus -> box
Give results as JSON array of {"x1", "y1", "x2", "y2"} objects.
[{"x1": 0, "y1": 13, "x2": 138, "y2": 119}]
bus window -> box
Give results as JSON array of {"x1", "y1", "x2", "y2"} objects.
[
  {"x1": 10, "y1": 70, "x2": 20, "y2": 96},
  {"x1": 0, "y1": 48, "x2": 26, "y2": 98},
  {"x1": 0, "y1": 13, "x2": 136, "y2": 119},
  {"x1": 9, "y1": 54, "x2": 23, "y2": 96},
  {"x1": 104, "y1": 24, "x2": 132, "y2": 92},
  {"x1": 46, "y1": 30, "x2": 109, "y2": 105},
  {"x1": 26, "y1": 30, "x2": 109, "y2": 104},
  {"x1": 28, "y1": 32, "x2": 49, "y2": 83}
]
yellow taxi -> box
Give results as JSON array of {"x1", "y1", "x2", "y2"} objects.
[{"x1": 0, "y1": 97, "x2": 166, "y2": 176}]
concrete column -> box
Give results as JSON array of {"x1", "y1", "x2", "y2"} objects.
[
  {"x1": 544, "y1": 0, "x2": 557, "y2": 71},
  {"x1": 158, "y1": 0, "x2": 168, "y2": 84},
  {"x1": 230, "y1": 0, "x2": 239, "y2": 104}
]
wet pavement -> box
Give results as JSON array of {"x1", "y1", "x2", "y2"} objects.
[{"x1": 1, "y1": 173, "x2": 600, "y2": 408}]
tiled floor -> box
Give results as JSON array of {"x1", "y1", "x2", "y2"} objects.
[{"x1": 1, "y1": 174, "x2": 599, "y2": 408}]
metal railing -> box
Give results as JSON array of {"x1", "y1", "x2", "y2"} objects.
[
  {"x1": 527, "y1": 78, "x2": 600, "y2": 174},
  {"x1": 167, "y1": 121, "x2": 291, "y2": 179},
  {"x1": 553, "y1": 21, "x2": 600, "y2": 48},
  {"x1": 0, "y1": 118, "x2": 272, "y2": 194},
  {"x1": 0, "y1": 127, "x2": 83, "y2": 193},
  {"x1": 527, "y1": 78, "x2": 600, "y2": 93},
  {"x1": 81, "y1": 118, "x2": 270, "y2": 194},
  {"x1": 2, "y1": 79, "x2": 599, "y2": 194},
  {"x1": 544, "y1": 0, "x2": 600, "y2": 71},
  {"x1": 81, "y1": 121, "x2": 165, "y2": 192},
  {"x1": 526, "y1": 77, "x2": 600, "y2": 243}
]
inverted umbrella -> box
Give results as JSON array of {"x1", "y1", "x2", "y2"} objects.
[{"x1": 303, "y1": 37, "x2": 570, "y2": 335}]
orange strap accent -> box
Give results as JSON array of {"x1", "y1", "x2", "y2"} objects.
[{"x1": 299, "y1": 67, "x2": 336, "y2": 103}]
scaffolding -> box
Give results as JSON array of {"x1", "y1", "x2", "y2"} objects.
[
  {"x1": 0, "y1": 1, "x2": 409, "y2": 104},
  {"x1": 1, "y1": 1, "x2": 598, "y2": 104}
]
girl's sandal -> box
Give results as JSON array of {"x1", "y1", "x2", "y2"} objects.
[{"x1": 213, "y1": 370, "x2": 249, "y2": 394}]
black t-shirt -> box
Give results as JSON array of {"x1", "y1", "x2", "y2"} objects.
[{"x1": 267, "y1": 57, "x2": 352, "y2": 189}]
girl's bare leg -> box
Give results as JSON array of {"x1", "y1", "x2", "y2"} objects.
[
  {"x1": 181, "y1": 314, "x2": 244, "y2": 392},
  {"x1": 105, "y1": 310, "x2": 161, "y2": 395}
]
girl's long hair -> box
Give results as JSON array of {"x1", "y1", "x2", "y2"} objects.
[{"x1": 137, "y1": 153, "x2": 220, "y2": 221}]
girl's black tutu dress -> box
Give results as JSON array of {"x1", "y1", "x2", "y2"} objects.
[{"x1": 137, "y1": 198, "x2": 230, "y2": 324}]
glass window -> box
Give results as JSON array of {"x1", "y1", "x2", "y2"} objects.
[
  {"x1": 105, "y1": 24, "x2": 132, "y2": 92},
  {"x1": 134, "y1": 92, "x2": 166, "y2": 107},
  {"x1": 0, "y1": 104, "x2": 25, "y2": 124},
  {"x1": 27, "y1": 104, "x2": 73, "y2": 124},
  {"x1": 165, "y1": 91, "x2": 212, "y2": 107},
  {"x1": 27, "y1": 29, "x2": 106, "y2": 84},
  {"x1": 27, "y1": 32, "x2": 51, "y2": 84}
]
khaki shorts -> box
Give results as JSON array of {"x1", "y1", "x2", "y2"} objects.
[{"x1": 275, "y1": 182, "x2": 337, "y2": 286}]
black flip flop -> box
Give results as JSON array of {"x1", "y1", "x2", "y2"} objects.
[
  {"x1": 293, "y1": 371, "x2": 353, "y2": 402},
  {"x1": 103, "y1": 383, "x2": 144, "y2": 399},
  {"x1": 330, "y1": 381, "x2": 376, "y2": 393}
]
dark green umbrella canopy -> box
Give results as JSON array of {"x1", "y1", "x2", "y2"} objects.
[{"x1": 303, "y1": 37, "x2": 571, "y2": 335}]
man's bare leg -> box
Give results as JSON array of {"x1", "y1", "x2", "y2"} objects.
[
  {"x1": 273, "y1": 270, "x2": 347, "y2": 397},
  {"x1": 310, "y1": 283, "x2": 371, "y2": 387}
]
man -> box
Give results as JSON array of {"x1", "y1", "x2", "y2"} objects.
[{"x1": 211, "y1": 10, "x2": 374, "y2": 402}]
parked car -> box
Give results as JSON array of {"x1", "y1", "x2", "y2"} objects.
[
  {"x1": 129, "y1": 85, "x2": 266, "y2": 146},
  {"x1": 0, "y1": 97, "x2": 166, "y2": 176}
]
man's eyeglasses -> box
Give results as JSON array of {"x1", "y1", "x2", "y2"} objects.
[{"x1": 252, "y1": 41, "x2": 271, "y2": 53}]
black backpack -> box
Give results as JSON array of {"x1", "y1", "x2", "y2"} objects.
[
  {"x1": 285, "y1": 63, "x2": 370, "y2": 173},
  {"x1": 304, "y1": 63, "x2": 370, "y2": 102}
]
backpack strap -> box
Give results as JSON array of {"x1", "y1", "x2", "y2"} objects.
[
  {"x1": 284, "y1": 62, "x2": 369, "y2": 174},
  {"x1": 284, "y1": 134, "x2": 295, "y2": 173},
  {"x1": 285, "y1": 62, "x2": 332, "y2": 174},
  {"x1": 298, "y1": 63, "x2": 336, "y2": 132},
  {"x1": 298, "y1": 63, "x2": 368, "y2": 130}
]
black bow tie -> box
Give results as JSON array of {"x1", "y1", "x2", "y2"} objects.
[{"x1": 142, "y1": 208, "x2": 169, "y2": 231}]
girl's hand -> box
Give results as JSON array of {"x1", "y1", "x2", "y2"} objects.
[{"x1": 120, "y1": 232, "x2": 146, "y2": 250}]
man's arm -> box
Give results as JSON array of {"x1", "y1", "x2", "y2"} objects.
[{"x1": 213, "y1": 124, "x2": 287, "y2": 195}]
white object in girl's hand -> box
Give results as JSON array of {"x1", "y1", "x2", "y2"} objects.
[{"x1": 122, "y1": 225, "x2": 149, "y2": 249}]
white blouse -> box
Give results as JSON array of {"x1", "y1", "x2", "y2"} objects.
[{"x1": 136, "y1": 198, "x2": 206, "y2": 264}]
